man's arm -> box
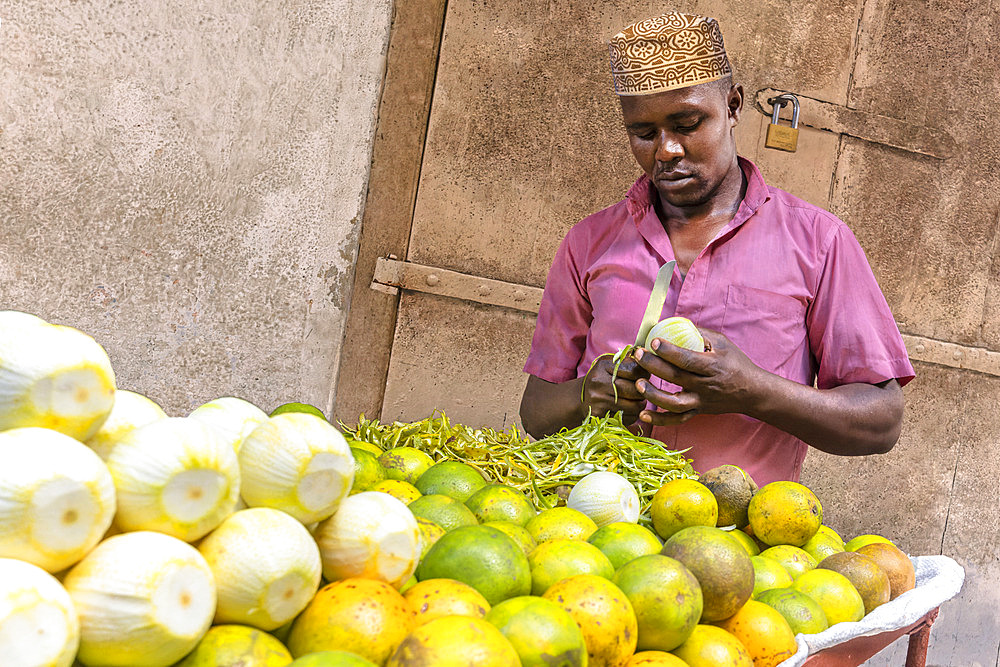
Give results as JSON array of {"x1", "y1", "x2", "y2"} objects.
[
  {"x1": 633, "y1": 329, "x2": 904, "y2": 455},
  {"x1": 520, "y1": 357, "x2": 650, "y2": 439}
]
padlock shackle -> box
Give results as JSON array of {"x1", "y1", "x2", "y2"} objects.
[{"x1": 767, "y1": 93, "x2": 800, "y2": 129}]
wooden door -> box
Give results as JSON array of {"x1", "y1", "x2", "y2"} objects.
[{"x1": 339, "y1": 2, "x2": 999, "y2": 663}]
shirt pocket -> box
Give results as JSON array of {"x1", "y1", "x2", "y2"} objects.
[{"x1": 721, "y1": 285, "x2": 808, "y2": 374}]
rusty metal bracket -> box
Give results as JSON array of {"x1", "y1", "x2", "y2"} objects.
[
  {"x1": 371, "y1": 257, "x2": 544, "y2": 313},
  {"x1": 755, "y1": 88, "x2": 957, "y2": 159},
  {"x1": 902, "y1": 333, "x2": 1000, "y2": 377},
  {"x1": 372, "y1": 258, "x2": 1000, "y2": 377}
]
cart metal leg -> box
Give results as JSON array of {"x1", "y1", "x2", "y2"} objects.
[{"x1": 904, "y1": 608, "x2": 939, "y2": 667}]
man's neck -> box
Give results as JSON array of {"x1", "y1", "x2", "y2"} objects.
[{"x1": 656, "y1": 160, "x2": 748, "y2": 276}]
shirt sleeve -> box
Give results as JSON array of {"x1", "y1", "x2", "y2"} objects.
[
  {"x1": 807, "y1": 222, "x2": 915, "y2": 389},
  {"x1": 523, "y1": 230, "x2": 593, "y2": 383}
]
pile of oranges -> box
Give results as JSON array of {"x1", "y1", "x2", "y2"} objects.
[{"x1": 273, "y1": 457, "x2": 917, "y2": 667}]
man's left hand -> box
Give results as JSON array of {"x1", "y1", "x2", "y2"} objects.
[{"x1": 632, "y1": 328, "x2": 766, "y2": 425}]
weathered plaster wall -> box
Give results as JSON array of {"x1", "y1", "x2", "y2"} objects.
[{"x1": 0, "y1": 0, "x2": 392, "y2": 416}]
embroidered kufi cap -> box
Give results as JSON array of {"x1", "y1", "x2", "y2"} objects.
[{"x1": 609, "y1": 13, "x2": 732, "y2": 96}]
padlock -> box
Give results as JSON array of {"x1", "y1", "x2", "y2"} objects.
[{"x1": 764, "y1": 94, "x2": 800, "y2": 152}]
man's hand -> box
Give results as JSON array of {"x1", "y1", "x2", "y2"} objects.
[
  {"x1": 582, "y1": 355, "x2": 651, "y2": 426},
  {"x1": 632, "y1": 328, "x2": 766, "y2": 425},
  {"x1": 631, "y1": 327, "x2": 904, "y2": 456}
]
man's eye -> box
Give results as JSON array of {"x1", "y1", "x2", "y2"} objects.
[{"x1": 676, "y1": 121, "x2": 701, "y2": 132}]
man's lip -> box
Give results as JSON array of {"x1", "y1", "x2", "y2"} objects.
[{"x1": 657, "y1": 173, "x2": 693, "y2": 181}]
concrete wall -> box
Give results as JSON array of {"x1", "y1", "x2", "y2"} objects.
[{"x1": 0, "y1": 0, "x2": 393, "y2": 416}]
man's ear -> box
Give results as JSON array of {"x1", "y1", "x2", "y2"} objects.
[{"x1": 728, "y1": 84, "x2": 744, "y2": 125}]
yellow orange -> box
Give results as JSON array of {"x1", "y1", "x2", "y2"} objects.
[
  {"x1": 650, "y1": 479, "x2": 718, "y2": 540},
  {"x1": 715, "y1": 600, "x2": 797, "y2": 667},
  {"x1": 670, "y1": 625, "x2": 752, "y2": 667},
  {"x1": 286, "y1": 578, "x2": 415, "y2": 663},
  {"x1": 543, "y1": 574, "x2": 638, "y2": 667},
  {"x1": 403, "y1": 578, "x2": 491, "y2": 625}
]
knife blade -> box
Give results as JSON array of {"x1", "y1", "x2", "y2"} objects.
[{"x1": 634, "y1": 260, "x2": 676, "y2": 348}]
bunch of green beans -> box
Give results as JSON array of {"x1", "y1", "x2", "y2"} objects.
[{"x1": 341, "y1": 411, "x2": 697, "y2": 522}]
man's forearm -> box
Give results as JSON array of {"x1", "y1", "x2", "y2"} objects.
[
  {"x1": 519, "y1": 375, "x2": 587, "y2": 439},
  {"x1": 745, "y1": 376, "x2": 903, "y2": 456}
]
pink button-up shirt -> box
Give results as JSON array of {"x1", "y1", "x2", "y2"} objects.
[{"x1": 524, "y1": 157, "x2": 914, "y2": 486}]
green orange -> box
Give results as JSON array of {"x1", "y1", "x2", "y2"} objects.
[
  {"x1": 756, "y1": 587, "x2": 829, "y2": 635},
  {"x1": 486, "y1": 596, "x2": 588, "y2": 667},
  {"x1": 415, "y1": 525, "x2": 531, "y2": 605},
  {"x1": 527, "y1": 539, "x2": 614, "y2": 595},
  {"x1": 759, "y1": 545, "x2": 818, "y2": 579},
  {"x1": 465, "y1": 484, "x2": 537, "y2": 526},
  {"x1": 612, "y1": 554, "x2": 702, "y2": 651},
  {"x1": 587, "y1": 522, "x2": 663, "y2": 570},
  {"x1": 350, "y1": 448, "x2": 387, "y2": 493},
  {"x1": 751, "y1": 555, "x2": 793, "y2": 599},
  {"x1": 792, "y1": 569, "x2": 865, "y2": 625},
  {"x1": 379, "y1": 447, "x2": 435, "y2": 484},
  {"x1": 661, "y1": 525, "x2": 754, "y2": 622},
  {"x1": 415, "y1": 461, "x2": 488, "y2": 502},
  {"x1": 407, "y1": 494, "x2": 478, "y2": 532},
  {"x1": 844, "y1": 534, "x2": 893, "y2": 552},
  {"x1": 482, "y1": 521, "x2": 537, "y2": 556},
  {"x1": 270, "y1": 402, "x2": 327, "y2": 420}
]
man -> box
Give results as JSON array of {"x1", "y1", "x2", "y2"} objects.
[{"x1": 519, "y1": 13, "x2": 914, "y2": 486}]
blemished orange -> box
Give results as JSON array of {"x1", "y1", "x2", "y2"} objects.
[
  {"x1": 855, "y1": 542, "x2": 915, "y2": 600},
  {"x1": 747, "y1": 481, "x2": 822, "y2": 547},
  {"x1": 403, "y1": 578, "x2": 491, "y2": 625},
  {"x1": 287, "y1": 578, "x2": 416, "y2": 663},
  {"x1": 670, "y1": 625, "x2": 753, "y2": 667},
  {"x1": 626, "y1": 651, "x2": 690, "y2": 666},
  {"x1": 650, "y1": 479, "x2": 719, "y2": 540},
  {"x1": 818, "y1": 551, "x2": 891, "y2": 615},
  {"x1": 371, "y1": 479, "x2": 422, "y2": 504},
  {"x1": 465, "y1": 484, "x2": 537, "y2": 526},
  {"x1": 661, "y1": 526, "x2": 754, "y2": 622},
  {"x1": 544, "y1": 574, "x2": 638, "y2": 667},
  {"x1": 759, "y1": 545, "x2": 818, "y2": 579},
  {"x1": 378, "y1": 447, "x2": 435, "y2": 484},
  {"x1": 386, "y1": 615, "x2": 520, "y2": 666},
  {"x1": 715, "y1": 600, "x2": 797, "y2": 667}
]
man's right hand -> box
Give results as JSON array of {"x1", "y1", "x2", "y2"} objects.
[
  {"x1": 581, "y1": 354, "x2": 651, "y2": 425},
  {"x1": 520, "y1": 356, "x2": 651, "y2": 439}
]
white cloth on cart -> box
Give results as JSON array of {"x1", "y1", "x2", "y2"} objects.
[{"x1": 778, "y1": 555, "x2": 965, "y2": 666}]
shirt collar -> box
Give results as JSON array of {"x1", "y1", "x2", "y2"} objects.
[{"x1": 625, "y1": 156, "x2": 770, "y2": 224}]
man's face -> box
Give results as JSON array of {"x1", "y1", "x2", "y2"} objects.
[{"x1": 619, "y1": 80, "x2": 743, "y2": 209}]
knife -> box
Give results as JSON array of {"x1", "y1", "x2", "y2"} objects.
[{"x1": 634, "y1": 260, "x2": 676, "y2": 348}]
